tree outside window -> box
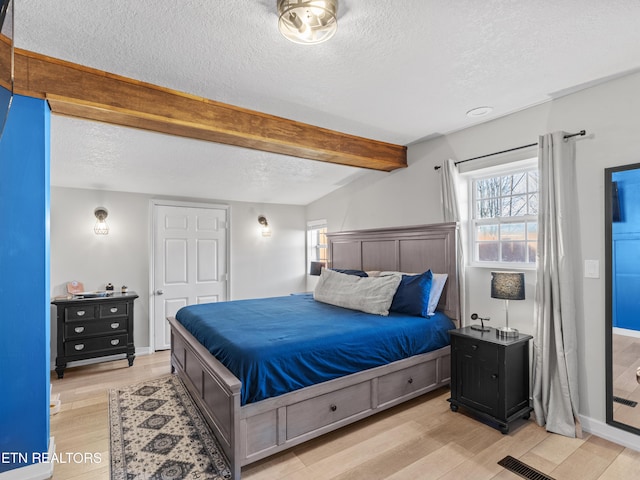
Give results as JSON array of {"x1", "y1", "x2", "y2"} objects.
[{"x1": 472, "y1": 168, "x2": 538, "y2": 265}]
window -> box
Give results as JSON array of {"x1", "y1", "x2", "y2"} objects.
[
  {"x1": 307, "y1": 220, "x2": 328, "y2": 273},
  {"x1": 470, "y1": 165, "x2": 538, "y2": 266}
]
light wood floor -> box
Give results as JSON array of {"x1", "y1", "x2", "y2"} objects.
[{"x1": 50, "y1": 351, "x2": 640, "y2": 480}]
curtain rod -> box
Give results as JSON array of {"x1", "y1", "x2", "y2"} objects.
[{"x1": 433, "y1": 130, "x2": 586, "y2": 170}]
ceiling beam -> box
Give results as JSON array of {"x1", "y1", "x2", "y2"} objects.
[{"x1": 0, "y1": 36, "x2": 407, "y2": 172}]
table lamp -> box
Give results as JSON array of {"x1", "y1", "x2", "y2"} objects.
[{"x1": 491, "y1": 271, "x2": 525, "y2": 339}]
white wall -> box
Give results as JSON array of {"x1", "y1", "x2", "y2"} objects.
[
  {"x1": 50, "y1": 187, "x2": 307, "y2": 353},
  {"x1": 306, "y1": 70, "x2": 640, "y2": 436}
]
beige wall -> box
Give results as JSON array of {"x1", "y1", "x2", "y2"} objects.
[
  {"x1": 50, "y1": 187, "x2": 307, "y2": 352},
  {"x1": 307, "y1": 70, "x2": 640, "y2": 445}
]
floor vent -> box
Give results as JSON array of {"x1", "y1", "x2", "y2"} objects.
[
  {"x1": 498, "y1": 456, "x2": 555, "y2": 480},
  {"x1": 613, "y1": 396, "x2": 638, "y2": 407}
]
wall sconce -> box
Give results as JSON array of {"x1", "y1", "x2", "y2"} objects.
[
  {"x1": 94, "y1": 207, "x2": 109, "y2": 235},
  {"x1": 258, "y1": 215, "x2": 271, "y2": 237}
]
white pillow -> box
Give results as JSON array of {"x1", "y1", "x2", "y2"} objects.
[
  {"x1": 379, "y1": 271, "x2": 448, "y2": 316},
  {"x1": 314, "y1": 268, "x2": 401, "y2": 316},
  {"x1": 427, "y1": 273, "x2": 448, "y2": 316}
]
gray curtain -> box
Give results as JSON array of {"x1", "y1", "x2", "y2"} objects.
[
  {"x1": 440, "y1": 158, "x2": 466, "y2": 326},
  {"x1": 532, "y1": 132, "x2": 583, "y2": 437}
]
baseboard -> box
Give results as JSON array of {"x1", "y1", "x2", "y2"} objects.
[
  {"x1": 0, "y1": 437, "x2": 55, "y2": 480},
  {"x1": 136, "y1": 346, "x2": 152, "y2": 356},
  {"x1": 580, "y1": 415, "x2": 640, "y2": 451}
]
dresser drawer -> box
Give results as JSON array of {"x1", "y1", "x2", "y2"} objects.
[
  {"x1": 64, "y1": 334, "x2": 128, "y2": 356},
  {"x1": 64, "y1": 319, "x2": 128, "y2": 339},
  {"x1": 377, "y1": 362, "x2": 437, "y2": 406},
  {"x1": 286, "y1": 381, "x2": 371, "y2": 439},
  {"x1": 65, "y1": 305, "x2": 96, "y2": 321},
  {"x1": 99, "y1": 302, "x2": 128, "y2": 318}
]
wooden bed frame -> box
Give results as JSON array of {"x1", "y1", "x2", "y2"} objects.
[{"x1": 168, "y1": 222, "x2": 459, "y2": 479}]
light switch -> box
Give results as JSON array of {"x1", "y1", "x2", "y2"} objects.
[{"x1": 584, "y1": 260, "x2": 600, "y2": 279}]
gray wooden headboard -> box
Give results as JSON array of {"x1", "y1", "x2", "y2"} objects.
[{"x1": 326, "y1": 222, "x2": 460, "y2": 324}]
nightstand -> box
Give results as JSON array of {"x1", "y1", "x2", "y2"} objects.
[{"x1": 448, "y1": 326, "x2": 533, "y2": 433}]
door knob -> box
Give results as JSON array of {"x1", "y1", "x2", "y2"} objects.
[{"x1": 156, "y1": 289, "x2": 164, "y2": 295}]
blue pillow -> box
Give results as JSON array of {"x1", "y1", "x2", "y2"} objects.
[
  {"x1": 390, "y1": 270, "x2": 433, "y2": 317},
  {"x1": 330, "y1": 269, "x2": 369, "y2": 277}
]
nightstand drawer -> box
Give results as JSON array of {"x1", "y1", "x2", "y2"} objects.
[
  {"x1": 286, "y1": 382, "x2": 371, "y2": 439},
  {"x1": 65, "y1": 305, "x2": 96, "y2": 321},
  {"x1": 64, "y1": 334, "x2": 128, "y2": 356},
  {"x1": 453, "y1": 336, "x2": 499, "y2": 363},
  {"x1": 99, "y1": 302, "x2": 128, "y2": 318},
  {"x1": 65, "y1": 319, "x2": 127, "y2": 339}
]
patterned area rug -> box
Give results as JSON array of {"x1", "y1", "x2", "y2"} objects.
[{"x1": 109, "y1": 374, "x2": 231, "y2": 480}]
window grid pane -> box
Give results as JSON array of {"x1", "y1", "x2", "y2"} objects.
[
  {"x1": 472, "y1": 166, "x2": 538, "y2": 265},
  {"x1": 308, "y1": 224, "x2": 328, "y2": 271}
]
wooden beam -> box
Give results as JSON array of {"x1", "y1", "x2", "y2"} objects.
[{"x1": 0, "y1": 35, "x2": 406, "y2": 171}]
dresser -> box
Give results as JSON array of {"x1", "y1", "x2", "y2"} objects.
[
  {"x1": 52, "y1": 292, "x2": 138, "y2": 378},
  {"x1": 448, "y1": 326, "x2": 532, "y2": 433}
]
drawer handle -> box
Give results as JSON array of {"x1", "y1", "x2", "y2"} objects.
[
  {"x1": 491, "y1": 374, "x2": 498, "y2": 380},
  {"x1": 408, "y1": 377, "x2": 414, "y2": 384},
  {"x1": 74, "y1": 344, "x2": 85, "y2": 351},
  {"x1": 76, "y1": 310, "x2": 86, "y2": 317},
  {"x1": 111, "y1": 339, "x2": 120, "y2": 346},
  {"x1": 111, "y1": 323, "x2": 120, "y2": 329},
  {"x1": 110, "y1": 307, "x2": 119, "y2": 313},
  {"x1": 74, "y1": 326, "x2": 85, "y2": 333},
  {"x1": 471, "y1": 344, "x2": 478, "y2": 350},
  {"x1": 329, "y1": 404, "x2": 337, "y2": 412}
]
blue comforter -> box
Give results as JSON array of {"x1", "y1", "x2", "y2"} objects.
[{"x1": 176, "y1": 293, "x2": 454, "y2": 405}]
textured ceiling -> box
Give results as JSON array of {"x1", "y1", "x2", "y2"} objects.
[{"x1": 11, "y1": 0, "x2": 640, "y2": 204}]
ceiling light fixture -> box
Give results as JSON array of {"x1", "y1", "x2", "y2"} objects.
[
  {"x1": 466, "y1": 106, "x2": 493, "y2": 118},
  {"x1": 277, "y1": 0, "x2": 339, "y2": 45}
]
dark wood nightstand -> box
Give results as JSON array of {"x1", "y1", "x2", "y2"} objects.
[
  {"x1": 448, "y1": 326, "x2": 533, "y2": 433},
  {"x1": 52, "y1": 292, "x2": 138, "y2": 378}
]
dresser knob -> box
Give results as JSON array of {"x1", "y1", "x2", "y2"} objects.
[
  {"x1": 471, "y1": 344, "x2": 478, "y2": 350},
  {"x1": 76, "y1": 310, "x2": 85, "y2": 317},
  {"x1": 330, "y1": 404, "x2": 337, "y2": 412},
  {"x1": 408, "y1": 377, "x2": 414, "y2": 384},
  {"x1": 111, "y1": 339, "x2": 120, "y2": 346},
  {"x1": 110, "y1": 307, "x2": 119, "y2": 313},
  {"x1": 491, "y1": 374, "x2": 498, "y2": 380},
  {"x1": 74, "y1": 344, "x2": 85, "y2": 351},
  {"x1": 74, "y1": 326, "x2": 85, "y2": 333},
  {"x1": 111, "y1": 323, "x2": 120, "y2": 329}
]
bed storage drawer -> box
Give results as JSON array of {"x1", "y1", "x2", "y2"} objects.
[
  {"x1": 286, "y1": 381, "x2": 372, "y2": 439},
  {"x1": 377, "y1": 361, "x2": 438, "y2": 407}
]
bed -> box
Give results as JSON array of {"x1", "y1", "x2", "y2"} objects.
[{"x1": 168, "y1": 222, "x2": 460, "y2": 479}]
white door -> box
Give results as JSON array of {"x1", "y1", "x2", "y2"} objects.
[{"x1": 153, "y1": 203, "x2": 228, "y2": 350}]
